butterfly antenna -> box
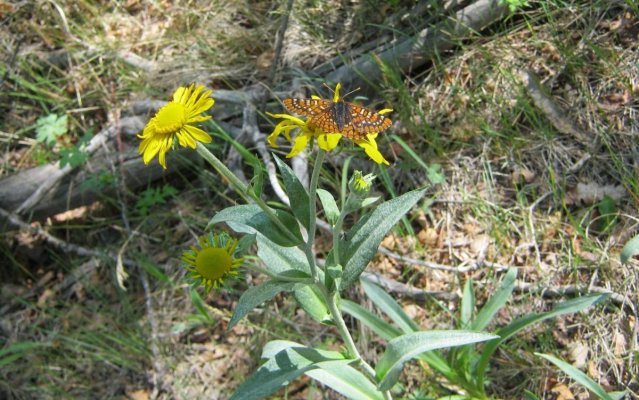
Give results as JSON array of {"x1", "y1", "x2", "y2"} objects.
[
  {"x1": 323, "y1": 82, "x2": 334, "y2": 94},
  {"x1": 341, "y1": 87, "x2": 360, "y2": 99}
]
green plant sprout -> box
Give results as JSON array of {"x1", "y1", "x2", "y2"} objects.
[{"x1": 137, "y1": 83, "x2": 608, "y2": 399}]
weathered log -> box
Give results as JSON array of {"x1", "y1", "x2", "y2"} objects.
[{"x1": 0, "y1": 116, "x2": 199, "y2": 232}]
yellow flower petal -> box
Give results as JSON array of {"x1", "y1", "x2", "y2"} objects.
[
  {"x1": 184, "y1": 125, "x2": 212, "y2": 144},
  {"x1": 356, "y1": 137, "x2": 390, "y2": 165},
  {"x1": 138, "y1": 84, "x2": 215, "y2": 168},
  {"x1": 288, "y1": 131, "x2": 312, "y2": 158},
  {"x1": 317, "y1": 133, "x2": 342, "y2": 151}
]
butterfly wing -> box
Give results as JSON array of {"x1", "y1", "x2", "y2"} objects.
[
  {"x1": 283, "y1": 98, "x2": 332, "y2": 117},
  {"x1": 346, "y1": 102, "x2": 392, "y2": 138},
  {"x1": 308, "y1": 106, "x2": 343, "y2": 133}
]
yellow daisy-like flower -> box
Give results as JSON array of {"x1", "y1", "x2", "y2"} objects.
[
  {"x1": 267, "y1": 83, "x2": 391, "y2": 165},
  {"x1": 138, "y1": 83, "x2": 214, "y2": 169},
  {"x1": 181, "y1": 233, "x2": 244, "y2": 292}
]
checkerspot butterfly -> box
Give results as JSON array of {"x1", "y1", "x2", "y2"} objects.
[{"x1": 283, "y1": 89, "x2": 392, "y2": 140}]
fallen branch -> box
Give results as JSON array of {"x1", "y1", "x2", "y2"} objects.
[
  {"x1": 378, "y1": 246, "x2": 509, "y2": 273},
  {"x1": 326, "y1": 0, "x2": 509, "y2": 90},
  {"x1": 517, "y1": 69, "x2": 593, "y2": 144}
]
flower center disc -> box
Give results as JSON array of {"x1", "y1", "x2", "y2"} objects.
[
  {"x1": 154, "y1": 103, "x2": 186, "y2": 134},
  {"x1": 195, "y1": 247, "x2": 232, "y2": 281}
]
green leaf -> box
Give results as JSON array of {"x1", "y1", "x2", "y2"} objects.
[
  {"x1": 306, "y1": 362, "x2": 385, "y2": 400},
  {"x1": 230, "y1": 341, "x2": 348, "y2": 400},
  {"x1": 536, "y1": 353, "x2": 617, "y2": 400},
  {"x1": 620, "y1": 234, "x2": 639, "y2": 264},
  {"x1": 59, "y1": 145, "x2": 89, "y2": 168},
  {"x1": 36, "y1": 113, "x2": 68, "y2": 145},
  {"x1": 361, "y1": 278, "x2": 419, "y2": 333},
  {"x1": 523, "y1": 390, "x2": 541, "y2": 400},
  {"x1": 294, "y1": 284, "x2": 332, "y2": 324},
  {"x1": 471, "y1": 268, "x2": 517, "y2": 331},
  {"x1": 228, "y1": 280, "x2": 297, "y2": 330},
  {"x1": 340, "y1": 299, "x2": 401, "y2": 340},
  {"x1": 273, "y1": 155, "x2": 311, "y2": 229},
  {"x1": 325, "y1": 263, "x2": 342, "y2": 292},
  {"x1": 461, "y1": 278, "x2": 475, "y2": 328},
  {"x1": 0, "y1": 342, "x2": 43, "y2": 368},
  {"x1": 340, "y1": 189, "x2": 426, "y2": 289},
  {"x1": 390, "y1": 134, "x2": 445, "y2": 184},
  {"x1": 340, "y1": 299, "x2": 455, "y2": 381},
  {"x1": 210, "y1": 204, "x2": 303, "y2": 247},
  {"x1": 256, "y1": 234, "x2": 309, "y2": 274},
  {"x1": 317, "y1": 188, "x2": 340, "y2": 226},
  {"x1": 476, "y1": 293, "x2": 609, "y2": 383},
  {"x1": 597, "y1": 196, "x2": 617, "y2": 232},
  {"x1": 135, "y1": 185, "x2": 177, "y2": 216},
  {"x1": 190, "y1": 289, "x2": 212, "y2": 323},
  {"x1": 376, "y1": 331, "x2": 498, "y2": 391}
]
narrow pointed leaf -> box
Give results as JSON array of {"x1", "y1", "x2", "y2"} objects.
[
  {"x1": 228, "y1": 281, "x2": 297, "y2": 330},
  {"x1": 294, "y1": 284, "x2": 332, "y2": 324},
  {"x1": 361, "y1": 278, "x2": 419, "y2": 333},
  {"x1": 471, "y1": 268, "x2": 517, "y2": 331},
  {"x1": 230, "y1": 342, "x2": 346, "y2": 400},
  {"x1": 620, "y1": 233, "x2": 639, "y2": 264},
  {"x1": 340, "y1": 299, "x2": 455, "y2": 381},
  {"x1": 256, "y1": 234, "x2": 310, "y2": 274},
  {"x1": 340, "y1": 189, "x2": 426, "y2": 289},
  {"x1": 317, "y1": 188, "x2": 340, "y2": 225},
  {"x1": 340, "y1": 299, "x2": 402, "y2": 340},
  {"x1": 476, "y1": 293, "x2": 608, "y2": 382},
  {"x1": 306, "y1": 363, "x2": 385, "y2": 400},
  {"x1": 536, "y1": 353, "x2": 616, "y2": 400},
  {"x1": 273, "y1": 155, "x2": 311, "y2": 229},
  {"x1": 461, "y1": 278, "x2": 475, "y2": 328},
  {"x1": 209, "y1": 204, "x2": 302, "y2": 247},
  {"x1": 376, "y1": 331, "x2": 498, "y2": 391}
]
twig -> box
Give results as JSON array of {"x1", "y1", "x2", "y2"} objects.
[
  {"x1": 361, "y1": 272, "x2": 459, "y2": 301},
  {"x1": 267, "y1": 0, "x2": 295, "y2": 85},
  {"x1": 243, "y1": 103, "x2": 290, "y2": 204},
  {"x1": 361, "y1": 271, "x2": 631, "y2": 311},
  {"x1": 517, "y1": 69, "x2": 592, "y2": 144},
  {"x1": 378, "y1": 246, "x2": 509, "y2": 273},
  {"x1": 528, "y1": 191, "x2": 552, "y2": 268},
  {"x1": 513, "y1": 281, "x2": 631, "y2": 310}
]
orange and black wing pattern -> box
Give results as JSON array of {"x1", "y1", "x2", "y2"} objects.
[
  {"x1": 282, "y1": 98, "x2": 332, "y2": 117},
  {"x1": 341, "y1": 102, "x2": 392, "y2": 140},
  {"x1": 283, "y1": 97, "x2": 392, "y2": 140}
]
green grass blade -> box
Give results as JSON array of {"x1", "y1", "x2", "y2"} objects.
[
  {"x1": 340, "y1": 299, "x2": 455, "y2": 380},
  {"x1": 306, "y1": 363, "x2": 385, "y2": 400},
  {"x1": 620, "y1": 233, "x2": 639, "y2": 264},
  {"x1": 471, "y1": 268, "x2": 517, "y2": 331},
  {"x1": 461, "y1": 278, "x2": 475, "y2": 328},
  {"x1": 361, "y1": 278, "x2": 420, "y2": 333},
  {"x1": 475, "y1": 294, "x2": 608, "y2": 385},
  {"x1": 536, "y1": 353, "x2": 616, "y2": 400}
]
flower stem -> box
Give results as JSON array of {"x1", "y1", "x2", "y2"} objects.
[
  {"x1": 332, "y1": 210, "x2": 346, "y2": 266},
  {"x1": 305, "y1": 149, "x2": 326, "y2": 283},
  {"x1": 196, "y1": 142, "x2": 299, "y2": 244},
  {"x1": 321, "y1": 286, "x2": 392, "y2": 399}
]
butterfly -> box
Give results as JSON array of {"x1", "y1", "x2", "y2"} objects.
[{"x1": 282, "y1": 92, "x2": 392, "y2": 140}]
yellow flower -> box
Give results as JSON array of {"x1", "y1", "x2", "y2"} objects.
[
  {"x1": 267, "y1": 83, "x2": 391, "y2": 165},
  {"x1": 138, "y1": 84, "x2": 214, "y2": 169},
  {"x1": 181, "y1": 233, "x2": 244, "y2": 292}
]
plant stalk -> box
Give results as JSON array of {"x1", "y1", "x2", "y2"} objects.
[
  {"x1": 304, "y1": 149, "x2": 326, "y2": 282},
  {"x1": 196, "y1": 142, "x2": 299, "y2": 244}
]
